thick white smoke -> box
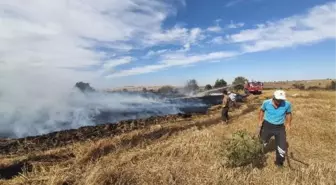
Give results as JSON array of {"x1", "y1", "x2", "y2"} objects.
[
  {"x1": 0, "y1": 66, "x2": 207, "y2": 138},
  {"x1": 0, "y1": 90, "x2": 178, "y2": 138}
]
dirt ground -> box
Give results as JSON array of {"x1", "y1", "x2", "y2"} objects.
[{"x1": 0, "y1": 89, "x2": 335, "y2": 185}]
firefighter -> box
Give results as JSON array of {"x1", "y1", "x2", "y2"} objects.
[
  {"x1": 221, "y1": 89, "x2": 230, "y2": 124},
  {"x1": 258, "y1": 90, "x2": 292, "y2": 167}
]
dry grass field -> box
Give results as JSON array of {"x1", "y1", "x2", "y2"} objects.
[
  {"x1": 0, "y1": 90, "x2": 335, "y2": 185},
  {"x1": 263, "y1": 79, "x2": 335, "y2": 90}
]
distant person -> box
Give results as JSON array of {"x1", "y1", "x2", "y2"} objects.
[
  {"x1": 221, "y1": 90, "x2": 231, "y2": 124},
  {"x1": 228, "y1": 91, "x2": 237, "y2": 108},
  {"x1": 258, "y1": 90, "x2": 292, "y2": 167}
]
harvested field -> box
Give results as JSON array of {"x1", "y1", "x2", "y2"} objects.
[
  {"x1": 263, "y1": 79, "x2": 335, "y2": 90},
  {"x1": 0, "y1": 90, "x2": 335, "y2": 185}
]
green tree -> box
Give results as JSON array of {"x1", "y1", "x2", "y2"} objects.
[
  {"x1": 214, "y1": 79, "x2": 227, "y2": 88},
  {"x1": 204, "y1": 84, "x2": 212, "y2": 90},
  {"x1": 75, "y1": 82, "x2": 95, "y2": 92},
  {"x1": 184, "y1": 79, "x2": 199, "y2": 93},
  {"x1": 232, "y1": 76, "x2": 248, "y2": 91},
  {"x1": 158, "y1": 85, "x2": 175, "y2": 94}
]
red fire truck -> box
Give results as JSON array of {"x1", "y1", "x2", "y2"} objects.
[{"x1": 244, "y1": 81, "x2": 263, "y2": 95}]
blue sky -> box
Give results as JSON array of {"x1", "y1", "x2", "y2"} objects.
[{"x1": 0, "y1": 0, "x2": 335, "y2": 88}]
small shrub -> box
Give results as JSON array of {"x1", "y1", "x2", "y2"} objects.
[{"x1": 222, "y1": 130, "x2": 266, "y2": 168}]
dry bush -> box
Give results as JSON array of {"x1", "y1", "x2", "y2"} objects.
[{"x1": 222, "y1": 130, "x2": 266, "y2": 168}]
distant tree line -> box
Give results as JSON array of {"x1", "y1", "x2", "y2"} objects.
[
  {"x1": 76, "y1": 77, "x2": 335, "y2": 96},
  {"x1": 204, "y1": 76, "x2": 248, "y2": 91}
]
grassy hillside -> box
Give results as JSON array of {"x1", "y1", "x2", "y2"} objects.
[{"x1": 0, "y1": 90, "x2": 335, "y2": 185}]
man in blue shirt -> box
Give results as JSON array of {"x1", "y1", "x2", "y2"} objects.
[{"x1": 259, "y1": 90, "x2": 292, "y2": 167}]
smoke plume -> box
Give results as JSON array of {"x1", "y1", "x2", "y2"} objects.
[{"x1": 0, "y1": 67, "x2": 207, "y2": 138}]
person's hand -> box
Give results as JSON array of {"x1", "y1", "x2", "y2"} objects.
[
  {"x1": 285, "y1": 123, "x2": 291, "y2": 131},
  {"x1": 258, "y1": 121, "x2": 263, "y2": 127},
  {"x1": 256, "y1": 121, "x2": 263, "y2": 137}
]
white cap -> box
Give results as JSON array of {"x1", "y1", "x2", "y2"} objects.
[
  {"x1": 228, "y1": 91, "x2": 231, "y2": 94},
  {"x1": 274, "y1": 90, "x2": 286, "y2": 100}
]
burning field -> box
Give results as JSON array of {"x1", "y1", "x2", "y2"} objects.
[
  {"x1": 0, "y1": 90, "x2": 335, "y2": 185},
  {"x1": 0, "y1": 83, "x2": 220, "y2": 139}
]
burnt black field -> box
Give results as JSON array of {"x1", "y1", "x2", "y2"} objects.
[
  {"x1": 68, "y1": 91, "x2": 226, "y2": 127},
  {"x1": 92, "y1": 92, "x2": 224, "y2": 124}
]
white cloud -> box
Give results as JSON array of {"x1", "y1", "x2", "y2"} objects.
[
  {"x1": 225, "y1": 0, "x2": 243, "y2": 7},
  {"x1": 189, "y1": 28, "x2": 203, "y2": 43},
  {"x1": 207, "y1": 26, "x2": 222, "y2": 32},
  {"x1": 106, "y1": 64, "x2": 169, "y2": 78},
  {"x1": 206, "y1": 20, "x2": 244, "y2": 33},
  {"x1": 1, "y1": 0, "x2": 335, "y2": 83},
  {"x1": 107, "y1": 2, "x2": 336, "y2": 78},
  {"x1": 0, "y1": 0, "x2": 178, "y2": 81},
  {"x1": 210, "y1": 36, "x2": 226, "y2": 44},
  {"x1": 98, "y1": 43, "x2": 133, "y2": 52},
  {"x1": 227, "y1": 1, "x2": 336, "y2": 52},
  {"x1": 0, "y1": 0, "x2": 176, "y2": 66},
  {"x1": 225, "y1": 0, "x2": 262, "y2": 8},
  {"x1": 145, "y1": 49, "x2": 168, "y2": 57},
  {"x1": 145, "y1": 26, "x2": 188, "y2": 45},
  {"x1": 103, "y1": 57, "x2": 132, "y2": 72},
  {"x1": 161, "y1": 51, "x2": 238, "y2": 66},
  {"x1": 107, "y1": 51, "x2": 238, "y2": 78},
  {"x1": 215, "y1": 19, "x2": 222, "y2": 24},
  {"x1": 145, "y1": 26, "x2": 204, "y2": 50},
  {"x1": 227, "y1": 22, "x2": 245, "y2": 29},
  {"x1": 184, "y1": 28, "x2": 204, "y2": 50}
]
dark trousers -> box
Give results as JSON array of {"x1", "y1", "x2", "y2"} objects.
[
  {"x1": 221, "y1": 107, "x2": 229, "y2": 121},
  {"x1": 260, "y1": 120, "x2": 287, "y2": 165}
]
